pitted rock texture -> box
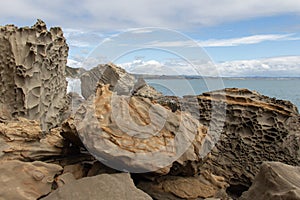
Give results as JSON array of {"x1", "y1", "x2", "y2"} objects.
[
  {"x1": 74, "y1": 84, "x2": 206, "y2": 174},
  {"x1": 43, "y1": 173, "x2": 152, "y2": 200},
  {"x1": 240, "y1": 162, "x2": 300, "y2": 200},
  {"x1": 80, "y1": 63, "x2": 162, "y2": 99},
  {"x1": 158, "y1": 88, "x2": 300, "y2": 189},
  {"x1": 0, "y1": 160, "x2": 62, "y2": 200},
  {"x1": 0, "y1": 19, "x2": 68, "y2": 131}
]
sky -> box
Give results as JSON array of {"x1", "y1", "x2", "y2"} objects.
[{"x1": 1, "y1": 0, "x2": 300, "y2": 76}]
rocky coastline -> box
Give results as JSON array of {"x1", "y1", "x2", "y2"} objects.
[{"x1": 0, "y1": 20, "x2": 300, "y2": 200}]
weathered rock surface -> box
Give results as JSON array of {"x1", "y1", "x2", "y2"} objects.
[
  {"x1": 0, "y1": 19, "x2": 68, "y2": 131},
  {"x1": 240, "y1": 162, "x2": 300, "y2": 200},
  {"x1": 159, "y1": 88, "x2": 300, "y2": 190},
  {"x1": 43, "y1": 173, "x2": 152, "y2": 200},
  {"x1": 0, "y1": 160, "x2": 62, "y2": 200},
  {"x1": 137, "y1": 171, "x2": 228, "y2": 200},
  {"x1": 80, "y1": 63, "x2": 162, "y2": 99},
  {"x1": 0, "y1": 117, "x2": 64, "y2": 161},
  {"x1": 74, "y1": 83, "x2": 206, "y2": 173}
]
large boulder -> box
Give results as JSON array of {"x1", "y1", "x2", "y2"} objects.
[
  {"x1": 0, "y1": 160, "x2": 62, "y2": 200},
  {"x1": 74, "y1": 83, "x2": 206, "y2": 174},
  {"x1": 240, "y1": 162, "x2": 300, "y2": 200},
  {"x1": 43, "y1": 173, "x2": 152, "y2": 200},
  {"x1": 0, "y1": 19, "x2": 68, "y2": 131}
]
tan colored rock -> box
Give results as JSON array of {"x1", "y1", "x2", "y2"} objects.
[
  {"x1": 137, "y1": 171, "x2": 228, "y2": 200},
  {"x1": 43, "y1": 173, "x2": 152, "y2": 200},
  {"x1": 0, "y1": 117, "x2": 64, "y2": 161},
  {"x1": 162, "y1": 177, "x2": 216, "y2": 199},
  {"x1": 0, "y1": 19, "x2": 68, "y2": 131},
  {"x1": 0, "y1": 160, "x2": 62, "y2": 200},
  {"x1": 240, "y1": 162, "x2": 300, "y2": 200},
  {"x1": 74, "y1": 83, "x2": 206, "y2": 173},
  {"x1": 63, "y1": 163, "x2": 86, "y2": 179}
]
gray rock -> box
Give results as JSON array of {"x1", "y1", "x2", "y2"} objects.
[
  {"x1": 80, "y1": 63, "x2": 161, "y2": 99},
  {"x1": 0, "y1": 19, "x2": 69, "y2": 131},
  {"x1": 43, "y1": 173, "x2": 152, "y2": 200},
  {"x1": 240, "y1": 162, "x2": 300, "y2": 200}
]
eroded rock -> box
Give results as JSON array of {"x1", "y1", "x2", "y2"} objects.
[
  {"x1": 0, "y1": 19, "x2": 68, "y2": 131},
  {"x1": 240, "y1": 162, "x2": 300, "y2": 200},
  {"x1": 0, "y1": 160, "x2": 62, "y2": 200},
  {"x1": 43, "y1": 173, "x2": 152, "y2": 200},
  {"x1": 0, "y1": 117, "x2": 64, "y2": 161},
  {"x1": 159, "y1": 88, "x2": 300, "y2": 190}
]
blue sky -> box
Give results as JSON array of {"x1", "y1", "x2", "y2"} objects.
[{"x1": 1, "y1": 0, "x2": 300, "y2": 76}]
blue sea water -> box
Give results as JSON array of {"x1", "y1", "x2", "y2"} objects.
[{"x1": 146, "y1": 78, "x2": 300, "y2": 110}]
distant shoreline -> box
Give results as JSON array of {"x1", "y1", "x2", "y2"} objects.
[{"x1": 134, "y1": 74, "x2": 300, "y2": 80}]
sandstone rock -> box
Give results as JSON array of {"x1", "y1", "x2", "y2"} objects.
[
  {"x1": 158, "y1": 88, "x2": 300, "y2": 190},
  {"x1": 43, "y1": 173, "x2": 152, "y2": 200},
  {"x1": 0, "y1": 160, "x2": 62, "y2": 200},
  {"x1": 80, "y1": 63, "x2": 162, "y2": 99},
  {"x1": 0, "y1": 117, "x2": 64, "y2": 161},
  {"x1": 63, "y1": 163, "x2": 86, "y2": 179},
  {"x1": 74, "y1": 83, "x2": 206, "y2": 173},
  {"x1": 55, "y1": 172, "x2": 77, "y2": 188},
  {"x1": 136, "y1": 171, "x2": 228, "y2": 200},
  {"x1": 0, "y1": 19, "x2": 68, "y2": 131},
  {"x1": 240, "y1": 162, "x2": 300, "y2": 200}
]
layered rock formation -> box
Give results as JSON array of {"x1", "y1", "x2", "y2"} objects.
[
  {"x1": 240, "y1": 162, "x2": 300, "y2": 200},
  {"x1": 0, "y1": 19, "x2": 68, "y2": 131},
  {"x1": 159, "y1": 88, "x2": 300, "y2": 192},
  {"x1": 0, "y1": 117, "x2": 64, "y2": 161}
]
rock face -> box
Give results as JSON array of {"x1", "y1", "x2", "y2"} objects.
[
  {"x1": 0, "y1": 160, "x2": 62, "y2": 200},
  {"x1": 43, "y1": 173, "x2": 152, "y2": 200},
  {"x1": 0, "y1": 19, "x2": 68, "y2": 131},
  {"x1": 80, "y1": 63, "x2": 162, "y2": 99},
  {"x1": 240, "y1": 162, "x2": 300, "y2": 200},
  {"x1": 159, "y1": 88, "x2": 300, "y2": 190}
]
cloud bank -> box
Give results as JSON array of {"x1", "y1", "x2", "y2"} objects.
[
  {"x1": 1, "y1": 0, "x2": 300, "y2": 30},
  {"x1": 78, "y1": 56, "x2": 300, "y2": 77}
]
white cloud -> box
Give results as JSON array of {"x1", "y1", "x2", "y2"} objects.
[
  {"x1": 115, "y1": 56, "x2": 300, "y2": 77},
  {"x1": 1, "y1": 0, "x2": 300, "y2": 30},
  {"x1": 218, "y1": 56, "x2": 300, "y2": 77},
  {"x1": 199, "y1": 34, "x2": 297, "y2": 47},
  {"x1": 144, "y1": 34, "x2": 299, "y2": 48}
]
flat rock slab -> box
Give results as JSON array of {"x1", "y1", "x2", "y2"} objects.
[
  {"x1": 43, "y1": 173, "x2": 152, "y2": 200},
  {"x1": 0, "y1": 160, "x2": 62, "y2": 200}
]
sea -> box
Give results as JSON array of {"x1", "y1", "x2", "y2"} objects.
[
  {"x1": 145, "y1": 77, "x2": 300, "y2": 110},
  {"x1": 67, "y1": 77, "x2": 300, "y2": 111}
]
